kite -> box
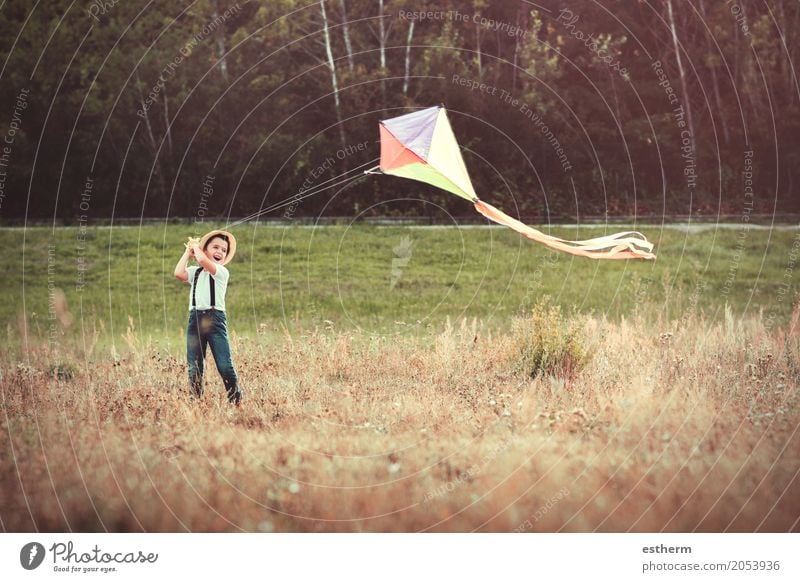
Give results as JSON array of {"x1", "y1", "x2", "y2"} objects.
[
  {"x1": 230, "y1": 105, "x2": 656, "y2": 261},
  {"x1": 369, "y1": 105, "x2": 655, "y2": 260}
]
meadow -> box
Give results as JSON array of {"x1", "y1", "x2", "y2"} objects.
[
  {"x1": 1, "y1": 223, "x2": 799, "y2": 532},
  {"x1": 2, "y1": 223, "x2": 798, "y2": 345}
]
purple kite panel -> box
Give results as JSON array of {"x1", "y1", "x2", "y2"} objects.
[{"x1": 380, "y1": 106, "x2": 440, "y2": 161}]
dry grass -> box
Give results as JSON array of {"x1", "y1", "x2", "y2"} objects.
[{"x1": 2, "y1": 309, "x2": 799, "y2": 532}]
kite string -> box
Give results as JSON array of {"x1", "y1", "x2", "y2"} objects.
[
  {"x1": 227, "y1": 174, "x2": 361, "y2": 228},
  {"x1": 228, "y1": 159, "x2": 378, "y2": 227},
  {"x1": 231, "y1": 159, "x2": 376, "y2": 226},
  {"x1": 228, "y1": 159, "x2": 380, "y2": 228},
  {"x1": 289, "y1": 157, "x2": 380, "y2": 201},
  {"x1": 239, "y1": 168, "x2": 371, "y2": 224},
  {"x1": 247, "y1": 172, "x2": 367, "y2": 219}
]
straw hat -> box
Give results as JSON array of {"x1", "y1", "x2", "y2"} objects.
[{"x1": 198, "y1": 229, "x2": 237, "y2": 265}]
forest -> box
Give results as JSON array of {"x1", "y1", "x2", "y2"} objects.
[{"x1": 0, "y1": 0, "x2": 797, "y2": 221}]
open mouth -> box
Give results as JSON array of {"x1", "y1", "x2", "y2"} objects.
[{"x1": 213, "y1": 254, "x2": 223, "y2": 262}]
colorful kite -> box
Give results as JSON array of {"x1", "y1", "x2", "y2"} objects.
[{"x1": 371, "y1": 105, "x2": 655, "y2": 260}]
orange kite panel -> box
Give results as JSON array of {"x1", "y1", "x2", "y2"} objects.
[{"x1": 379, "y1": 124, "x2": 426, "y2": 171}]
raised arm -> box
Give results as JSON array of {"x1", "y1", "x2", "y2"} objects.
[
  {"x1": 191, "y1": 241, "x2": 217, "y2": 276},
  {"x1": 174, "y1": 246, "x2": 192, "y2": 282}
]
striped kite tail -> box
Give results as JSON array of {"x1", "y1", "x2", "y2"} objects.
[{"x1": 474, "y1": 200, "x2": 656, "y2": 260}]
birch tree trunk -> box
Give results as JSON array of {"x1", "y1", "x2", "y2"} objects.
[
  {"x1": 776, "y1": 0, "x2": 791, "y2": 102},
  {"x1": 476, "y1": 25, "x2": 482, "y2": 79},
  {"x1": 790, "y1": 1, "x2": 800, "y2": 105},
  {"x1": 320, "y1": 0, "x2": 348, "y2": 159},
  {"x1": 699, "y1": 0, "x2": 729, "y2": 144},
  {"x1": 738, "y1": 3, "x2": 763, "y2": 121},
  {"x1": 136, "y1": 73, "x2": 168, "y2": 204},
  {"x1": 340, "y1": 0, "x2": 354, "y2": 73},
  {"x1": 512, "y1": 5, "x2": 522, "y2": 90},
  {"x1": 403, "y1": 19, "x2": 415, "y2": 96},
  {"x1": 163, "y1": 85, "x2": 173, "y2": 155},
  {"x1": 667, "y1": 0, "x2": 695, "y2": 150},
  {"x1": 378, "y1": 0, "x2": 387, "y2": 104},
  {"x1": 210, "y1": 0, "x2": 228, "y2": 82}
]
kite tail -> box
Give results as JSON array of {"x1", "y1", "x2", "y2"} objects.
[{"x1": 473, "y1": 200, "x2": 656, "y2": 260}]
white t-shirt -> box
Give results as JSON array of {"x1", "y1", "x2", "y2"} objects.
[{"x1": 187, "y1": 264, "x2": 229, "y2": 311}]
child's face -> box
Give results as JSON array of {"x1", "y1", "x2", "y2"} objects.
[{"x1": 204, "y1": 237, "x2": 229, "y2": 264}]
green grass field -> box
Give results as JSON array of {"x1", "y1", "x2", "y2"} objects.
[
  {"x1": 2, "y1": 223, "x2": 798, "y2": 351},
  {"x1": 3, "y1": 223, "x2": 800, "y2": 532}
]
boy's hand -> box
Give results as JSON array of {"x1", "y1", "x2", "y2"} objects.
[
  {"x1": 184, "y1": 237, "x2": 200, "y2": 257},
  {"x1": 184, "y1": 236, "x2": 200, "y2": 249}
]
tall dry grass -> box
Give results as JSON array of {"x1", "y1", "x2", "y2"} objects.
[{"x1": 1, "y1": 308, "x2": 799, "y2": 532}]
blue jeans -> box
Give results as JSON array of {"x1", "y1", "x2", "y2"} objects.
[{"x1": 187, "y1": 309, "x2": 242, "y2": 403}]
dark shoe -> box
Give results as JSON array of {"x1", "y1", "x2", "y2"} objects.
[{"x1": 228, "y1": 387, "x2": 243, "y2": 406}]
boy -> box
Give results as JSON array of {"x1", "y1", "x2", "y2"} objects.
[{"x1": 174, "y1": 229, "x2": 243, "y2": 404}]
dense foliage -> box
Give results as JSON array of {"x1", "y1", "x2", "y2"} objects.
[{"x1": 1, "y1": 0, "x2": 797, "y2": 221}]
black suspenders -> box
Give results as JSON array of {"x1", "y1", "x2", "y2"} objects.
[
  {"x1": 191, "y1": 268, "x2": 202, "y2": 308},
  {"x1": 209, "y1": 271, "x2": 215, "y2": 307},
  {"x1": 191, "y1": 268, "x2": 216, "y2": 310}
]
